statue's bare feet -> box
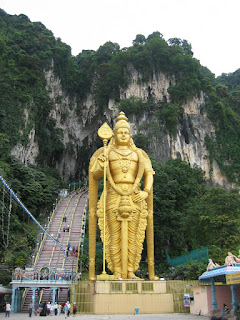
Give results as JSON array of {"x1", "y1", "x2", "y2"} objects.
[
  {"x1": 149, "y1": 275, "x2": 159, "y2": 280},
  {"x1": 127, "y1": 272, "x2": 140, "y2": 279},
  {"x1": 114, "y1": 272, "x2": 121, "y2": 280}
]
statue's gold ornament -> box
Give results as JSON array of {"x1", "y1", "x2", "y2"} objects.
[{"x1": 88, "y1": 112, "x2": 158, "y2": 280}]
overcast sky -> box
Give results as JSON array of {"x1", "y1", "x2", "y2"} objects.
[{"x1": 0, "y1": 0, "x2": 239, "y2": 76}]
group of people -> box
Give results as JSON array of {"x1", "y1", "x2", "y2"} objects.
[
  {"x1": 62, "y1": 215, "x2": 70, "y2": 233},
  {"x1": 66, "y1": 243, "x2": 78, "y2": 258},
  {"x1": 63, "y1": 225, "x2": 70, "y2": 233},
  {"x1": 35, "y1": 301, "x2": 76, "y2": 317}
]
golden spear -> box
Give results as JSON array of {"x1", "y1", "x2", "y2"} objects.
[{"x1": 97, "y1": 122, "x2": 113, "y2": 277}]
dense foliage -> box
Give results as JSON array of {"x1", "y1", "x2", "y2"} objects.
[
  {"x1": 0, "y1": 9, "x2": 65, "y2": 166},
  {"x1": 152, "y1": 159, "x2": 240, "y2": 276},
  {"x1": 203, "y1": 69, "x2": 240, "y2": 183},
  {"x1": 0, "y1": 133, "x2": 63, "y2": 284}
]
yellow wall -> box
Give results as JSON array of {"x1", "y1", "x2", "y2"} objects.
[
  {"x1": 93, "y1": 281, "x2": 173, "y2": 314},
  {"x1": 94, "y1": 293, "x2": 174, "y2": 314},
  {"x1": 190, "y1": 285, "x2": 209, "y2": 316}
]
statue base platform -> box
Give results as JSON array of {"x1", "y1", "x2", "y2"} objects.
[
  {"x1": 93, "y1": 280, "x2": 174, "y2": 314},
  {"x1": 97, "y1": 273, "x2": 115, "y2": 280}
]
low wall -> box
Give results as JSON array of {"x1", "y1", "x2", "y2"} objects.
[{"x1": 72, "y1": 280, "x2": 198, "y2": 314}]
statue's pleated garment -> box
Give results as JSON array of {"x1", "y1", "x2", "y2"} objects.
[{"x1": 97, "y1": 182, "x2": 148, "y2": 274}]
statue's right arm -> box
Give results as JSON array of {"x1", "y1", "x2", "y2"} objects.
[{"x1": 91, "y1": 152, "x2": 106, "y2": 181}]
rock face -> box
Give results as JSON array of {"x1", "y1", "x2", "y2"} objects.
[
  {"x1": 11, "y1": 128, "x2": 39, "y2": 166},
  {"x1": 11, "y1": 65, "x2": 233, "y2": 188}
]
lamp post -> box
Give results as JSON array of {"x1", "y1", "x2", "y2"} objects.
[
  {"x1": 69, "y1": 248, "x2": 74, "y2": 282},
  {"x1": 36, "y1": 243, "x2": 39, "y2": 256},
  {"x1": 80, "y1": 244, "x2": 83, "y2": 275}
]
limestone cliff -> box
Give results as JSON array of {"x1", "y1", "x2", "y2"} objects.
[{"x1": 11, "y1": 64, "x2": 233, "y2": 188}]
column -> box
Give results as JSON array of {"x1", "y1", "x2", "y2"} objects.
[
  {"x1": 211, "y1": 279, "x2": 219, "y2": 311},
  {"x1": 11, "y1": 287, "x2": 16, "y2": 313},
  {"x1": 52, "y1": 287, "x2": 57, "y2": 305},
  {"x1": 17, "y1": 288, "x2": 22, "y2": 312},
  {"x1": 56, "y1": 288, "x2": 59, "y2": 304},
  {"x1": 72, "y1": 285, "x2": 76, "y2": 305},
  {"x1": 231, "y1": 284, "x2": 239, "y2": 312},
  {"x1": 15, "y1": 288, "x2": 20, "y2": 312},
  {"x1": 37, "y1": 288, "x2": 40, "y2": 306},
  {"x1": 68, "y1": 288, "x2": 70, "y2": 301},
  {"x1": 32, "y1": 287, "x2": 38, "y2": 312},
  {"x1": 15, "y1": 288, "x2": 18, "y2": 312}
]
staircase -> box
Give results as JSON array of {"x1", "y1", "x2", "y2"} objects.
[
  {"x1": 21, "y1": 189, "x2": 88, "y2": 311},
  {"x1": 21, "y1": 288, "x2": 39, "y2": 312}
]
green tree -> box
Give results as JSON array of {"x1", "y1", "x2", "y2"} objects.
[
  {"x1": 0, "y1": 134, "x2": 10, "y2": 160},
  {"x1": 133, "y1": 34, "x2": 146, "y2": 45},
  {"x1": 185, "y1": 188, "x2": 240, "y2": 252},
  {"x1": 152, "y1": 158, "x2": 205, "y2": 261},
  {"x1": 160, "y1": 103, "x2": 179, "y2": 135}
]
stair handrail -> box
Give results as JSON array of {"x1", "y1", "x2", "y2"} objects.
[
  {"x1": 33, "y1": 195, "x2": 64, "y2": 268},
  {"x1": 34, "y1": 197, "x2": 63, "y2": 267},
  {"x1": 39, "y1": 288, "x2": 43, "y2": 304},
  {"x1": 0, "y1": 175, "x2": 66, "y2": 258},
  {"x1": 21, "y1": 287, "x2": 29, "y2": 310}
]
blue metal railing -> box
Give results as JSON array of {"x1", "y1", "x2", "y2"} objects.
[{"x1": 0, "y1": 175, "x2": 70, "y2": 261}]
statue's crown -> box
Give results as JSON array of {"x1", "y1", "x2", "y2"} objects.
[
  {"x1": 114, "y1": 112, "x2": 130, "y2": 133},
  {"x1": 116, "y1": 111, "x2": 128, "y2": 123}
]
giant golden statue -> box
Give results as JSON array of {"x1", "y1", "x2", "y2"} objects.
[{"x1": 88, "y1": 112, "x2": 158, "y2": 280}]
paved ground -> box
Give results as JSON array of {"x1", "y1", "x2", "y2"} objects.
[{"x1": 0, "y1": 313, "x2": 211, "y2": 320}]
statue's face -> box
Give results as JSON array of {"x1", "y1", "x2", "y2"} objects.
[{"x1": 115, "y1": 127, "x2": 130, "y2": 146}]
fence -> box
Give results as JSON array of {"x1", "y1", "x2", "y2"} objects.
[{"x1": 166, "y1": 247, "x2": 209, "y2": 266}]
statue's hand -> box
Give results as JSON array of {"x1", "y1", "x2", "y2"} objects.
[
  {"x1": 97, "y1": 154, "x2": 108, "y2": 170},
  {"x1": 132, "y1": 190, "x2": 148, "y2": 203}
]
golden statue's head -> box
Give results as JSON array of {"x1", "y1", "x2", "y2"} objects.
[
  {"x1": 109, "y1": 111, "x2": 136, "y2": 149},
  {"x1": 113, "y1": 111, "x2": 131, "y2": 134}
]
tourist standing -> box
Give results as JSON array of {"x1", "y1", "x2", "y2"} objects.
[
  {"x1": 46, "y1": 302, "x2": 51, "y2": 316},
  {"x1": 5, "y1": 302, "x2": 11, "y2": 317},
  {"x1": 63, "y1": 303, "x2": 68, "y2": 319},
  {"x1": 66, "y1": 301, "x2": 71, "y2": 317},
  {"x1": 28, "y1": 301, "x2": 33, "y2": 317},
  {"x1": 54, "y1": 302, "x2": 58, "y2": 316},
  {"x1": 50, "y1": 303, "x2": 54, "y2": 316},
  {"x1": 73, "y1": 303, "x2": 77, "y2": 316},
  {"x1": 57, "y1": 303, "x2": 62, "y2": 315},
  {"x1": 40, "y1": 301, "x2": 47, "y2": 316}
]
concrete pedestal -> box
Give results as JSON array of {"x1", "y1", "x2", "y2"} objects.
[{"x1": 93, "y1": 280, "x2": 173, "y2": 314}]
